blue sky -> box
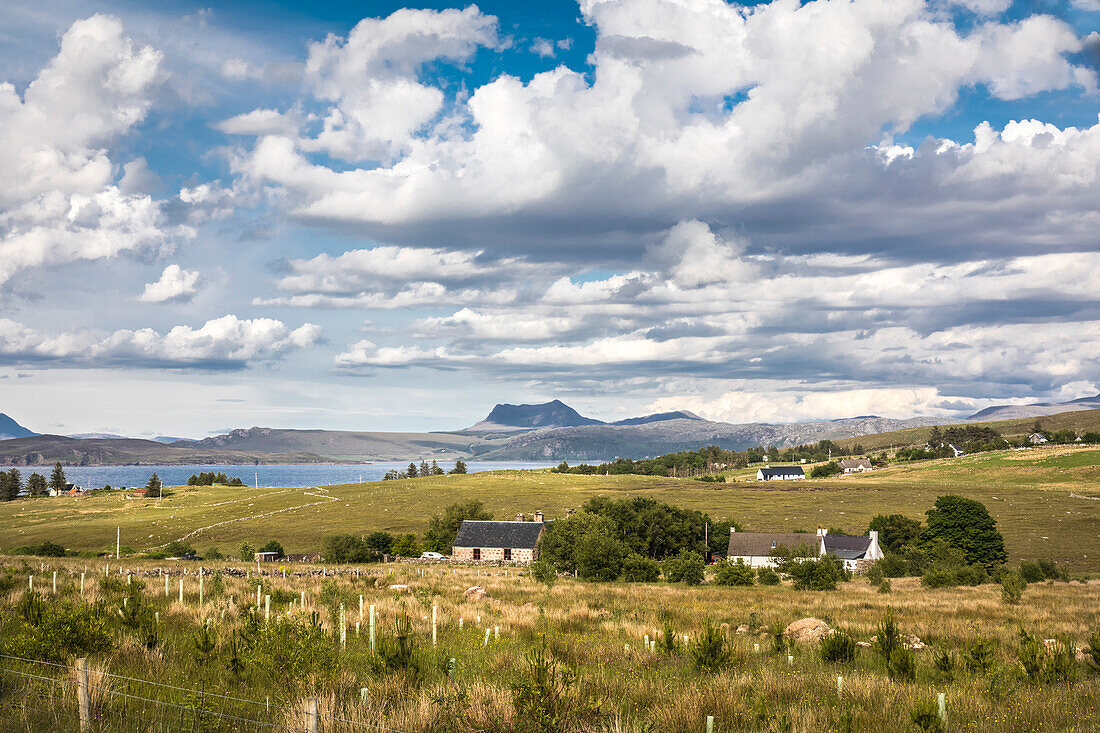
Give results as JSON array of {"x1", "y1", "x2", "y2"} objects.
[{"x1": 0, "y1": 0, "x2": 1098, "y2": 437}]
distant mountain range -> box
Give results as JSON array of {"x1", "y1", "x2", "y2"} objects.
[
  {"x1": 2, "y1": 395, "x2": 1097, "y2": 466},
  {"x1": 966, "y1": 394, "x2": 1100, "y2": 421}
]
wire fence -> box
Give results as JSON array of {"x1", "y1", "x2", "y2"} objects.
[{"x1": 0, "y1": 653, "x2": 408, "y2": 733}]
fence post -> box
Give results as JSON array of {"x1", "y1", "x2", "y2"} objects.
[
  {"x1": 706, "y1": 715, "x2": 714, "y2": 733},
  {"x1": 938, "y1": 693, "x2": 946, "y2": 725},
  {"x1": 302, "y1": 697, "x2": 319, "y2": 733},
  {"x1": 75, "y1": 657, "x2": 90, "y2": 731}
]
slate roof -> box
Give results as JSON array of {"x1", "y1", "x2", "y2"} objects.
[
  {"x1": 838, "y1": 459, "x2": 872, "y2": 470},
  {"x1": 823, "y1": 534, "x2": 873, "y2": 560},
  {"x1": 453, "y1": 520, "x2": 545, "y2": 549},
  {"x1": 726, "y1": 532, "x2": 819, "y2": 557},
  {"x1": 758, "y1": 466, "x2": 805, "y2": 478}
]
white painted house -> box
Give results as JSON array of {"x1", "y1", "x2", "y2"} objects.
[
  {"x1": 839, "y1": 458, "x2": 873, "y2": 474},
  {"x1": 756, "y1": 465, "x2": 805, "y2": 481},
  {"x1": 726, "y1": 528, "x2": 884, "y2": 570}
]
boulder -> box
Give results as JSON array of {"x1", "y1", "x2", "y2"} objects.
[
  {"x1": 735, "y1": 624, "x2": 750, "y2": 634},
  {"x1": 784, "y1": 618, "x2": 831, "y2": 644},
  {"x1": 856, "y1": 641, "x2": 872, "y2": 649},
  {"x1": 464, "y1": 585, "x2": 490, "y2": 601},
  {"x1": 388, "y1": 584, "x2": 412, "y2": 593},
  {"x1": 904, "y1": 634, "x2": 925, "y2": 651}
]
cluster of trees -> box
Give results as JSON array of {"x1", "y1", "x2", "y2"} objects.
[
  {"x1": 321, "y1": 531, "x2": 423, "y2": 562},
  {"x1": 866, "y1": 495, "x2": 1008, "y2": 587},
  {"x1": 536, "y1": 497, "x2": 735, "y2": 581},
  {"x1": 187, "y1": 472, "x2": 245, "y2": 486},
  {"x1": 1032, "y1": 424, "x2": 1100, "y2": 445},
  {"x1": 383, "y1": 460, "x2": 467, "y2": 481},
  {"x1": 237, "y1": 540, "x2": 285, "y2": 561},
  {"x1": 0, "y1": 464, "x2": 61, "y2": 500}
]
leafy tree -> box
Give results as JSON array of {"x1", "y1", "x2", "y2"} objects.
[
  {"x1": 450, "y1": 460, "x2": 468, "y2": 475},
  {"x1": 538, "y1": 512, "x2": 618, "y2": 575},
  {"x1": 49, "y1": 462, "x2": 67, "y2": 494},
  {"x1": 365, "y1": 531, "x2": 395, "y2": 555},
  {"x1": 574, "y1": 523, "x2": 626, "y2": 581},
  {"x1": 258, "y1": 540, "x2": 284, "y2": 557},
  {"x1": 922, "y1": 495, "x2": 1006, "y2": 570},
  {"x1": 391, "y1": 533, "x2": 422, "y2": 557},
  {"x1": 238, "y1": 542, "x2": 256, "y2": 562},
  {"x1": 423, "y1": 500, "x2": 493, "y2": 553},
  {"x1": 620, "y1": 554, "x2": 660, "y2": 582},
  {"x1": 756, "y1": 566, "x2": 781, "y2": 585},
  {"x1": 662, "y1": 550, "x2": 705, "y2": 585},
  {"x1": 868, "y1": 514, "x2": 922, "y2": 553},
  {"x1": 145, "y1": 473, "x2": 162, "y2": 498},
  {"x1": 810, "y1": 461, "x2": 842, "y2": 478},
  {"x1": 26, "y1": 472, "x2": 46, "y2": 497},
  {"x1": 0, "y1": 472, "x2": 14, "y2": 501},
  {"x1": 713, "y1": 557, "x2": 755, "y2": 586},
  {"x1": 322, "y1": 534, "x2": 376, "y2": 563},
  {"x1": 788, "y1": 555, "x2": 849, "y2": 591}
]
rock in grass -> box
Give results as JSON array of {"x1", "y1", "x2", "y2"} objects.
[
  {"x1": 784, "y1": 617, "x2": 831, "y2": 643},
  {"x1": 464, "y1": 585, "x2": 490, "y2": 601},
  {"x1": 389, "y1": 584, "x2": 412, "y2": 593}
]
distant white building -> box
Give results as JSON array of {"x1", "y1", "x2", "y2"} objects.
[
  {"x1": 1028, "y1": 433, "x2": 1048, "y2": 444},
  {"x1": 839, "y1": 458, "x2": 873, "y2": 474},
  {"x1": 727, "y1": 527, "x2": 884, "y2": 570},
  {"x1": 756, "y1": 465, "x2": 805, "y2": 481}
]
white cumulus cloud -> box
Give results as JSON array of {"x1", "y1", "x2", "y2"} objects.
[{"x1": 138, "y1": 265, "x2": 202, "y2": 303}]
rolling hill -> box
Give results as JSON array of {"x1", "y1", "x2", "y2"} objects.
[{"x1": 966, "y1": 394, "x2": 1100, "y2": 421}]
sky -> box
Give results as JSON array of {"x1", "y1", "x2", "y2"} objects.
[{"x1": 0, "y1": 0, "x2": 1098, "y2": 438}]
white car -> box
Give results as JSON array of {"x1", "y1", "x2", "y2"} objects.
[{"x1": 420, "y1": 551, "x2": 446, "y2": 559}]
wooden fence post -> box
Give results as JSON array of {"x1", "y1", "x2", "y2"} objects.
[
  {"x1": 75, "y1": 657, "x2": 90, "y2": 732},
  {"x1": 302, "y1": 697, "x2": 319, "y2": 733}
]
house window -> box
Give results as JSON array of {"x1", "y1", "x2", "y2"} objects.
[
  {"x1": 504, "y1": 549, "x2": 512, "y2": 561},
  {"x1": 473, "y1": 548, "x2": 481, "y2": 561}
]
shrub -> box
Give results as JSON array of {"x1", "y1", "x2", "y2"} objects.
[
  {"x1": 530, "y1": 559, "x2": 557, "y2": 588},
  {"x1": 575, "y1": 527, "x2": 625, "y2": 581},
  {"x1": 713, "y1": 558, "x2": 755, "y2": 586},
  {"x1": 872, "y1": 611, "x2": 902, "y2": 661},
  {"x1": 391, "y1": 533, "x2": 422, "y2": 557},
  {"x1": 658, "y1": 619, "x2": 679, "y2": 655},
  {"x1": 964, "y1": 638, "x2": 996, "y2": 675},
  {"x1": 789, "y1": 555, "x2": 848, "y2": 591},
  {"x1": 690, "y1": 620, "x2": 732, "y2": 672},
  {"x1": 620, "y1": 554, "x2": 659, "y2": 583},
  {"x1": 820, "y1": 629, "x2": 857, "y2": 663},
  {"x1": 909, "y1": 700, "x2": 945, "y2": 733},
  {"x1": 810, "y1": 461, "x2": 842, "y2": 478},
  {"x1": 11, "y1": 541, "x2": 67, "y2": 557},
  {"x1": 1017, "y1": 627, "x2": 1076, "y2": 684},
  {"x1": 1086, "y1": 629, "x2": 1100, "y2": 669},
  {"x1": 876, "y1": 554, "x2": 908, "y2": 578},
  {"x1": 5, "y1": 594, "x2": 112, "y2": 663},
  {"x1": 888, "y1": 646, "x2": 917, "y2": 682},
  {"x1": 933, "y1": 649, "x2": 956, "y2": 682},
  {"x1": 864, "y1": 563, "x2": 885, "y2": 584},
  {"x1": 238, "y1": 542, "x2": 255, "y2": 562},
  {"x1": 662, "y1": 551, "x2": 705, "y2": 585},
  {"x1": 1001, "y1": 571, "x2": 1026, "y2": 606},
  {"x1": 511, "y1": 637, "x2": 601, "y2": 733},
  {"x1": 257, "y1": 540, "x2": 284, "y2": 557},
  {"x1": 1018, "y1": 561, "x2": 1042, "y2": 583},
  {"x1": 1036, "y1": 558, "x2": 1064, "y2": 580},
  {"x1": 322, "y1": 534, "x2": 378, "y2": 563},
  {"x1": 877, "y1": 579, "x2": 892, "y2": 594},
  {"x1": 756, "y1": 566, "x2": 780, "y2": 585},
  {"x1": 204, "y1": 547, "x2": 225, "y2": 560}
]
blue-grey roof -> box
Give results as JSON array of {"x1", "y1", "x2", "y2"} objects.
[
  {"x1": 453, "y1": 520, "x2": 545, "y2": 549},
  {"x1": 758, "y1": 466, "x2": 805, "y2": 478},
  {"x1": 824, "y1": 534, "x2": 872, "y2": 559}
]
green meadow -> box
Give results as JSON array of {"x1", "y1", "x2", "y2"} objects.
[{"x1": 2, "y1": 444, "x2": 1098, "y2": 572}]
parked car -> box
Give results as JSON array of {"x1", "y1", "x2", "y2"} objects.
[{"x1": 420, "y1": 551, "x2": 446, "y2": 560}]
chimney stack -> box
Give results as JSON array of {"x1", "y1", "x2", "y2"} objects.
[
  {"x1": 730, "y1": 526, "x2": 736, "y2": 534},
  {"x1": 534, "y1": 511, "x2": 544, "y2": 523},
  {"x1": 515, "y1": 513, "x2": 525, "y2": 522}
]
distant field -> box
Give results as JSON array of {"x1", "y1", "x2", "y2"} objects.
[
  {"x1": 2, "y1": 445, "x2": 1099, "y2": 571},
  {"x1": 834, "y1": 407, "x2": 1100, "y2": 451}
]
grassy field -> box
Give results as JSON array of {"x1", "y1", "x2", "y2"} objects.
[
  {"x1": 0, "y1": 558, "x2": 1097, "y2": 732},
  {"x1": 2, "y1": 444, "x2": 1099, "y2": 571},
  {"x1": 834, "y1": 408, "x2": 1100, "y2": 451}
]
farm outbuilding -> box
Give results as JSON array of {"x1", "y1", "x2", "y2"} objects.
[{"x1": 452, "y1": 519, "x2": 546, "y2": 565}]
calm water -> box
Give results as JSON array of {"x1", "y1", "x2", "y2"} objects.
[{"x1": 11, "y1": 462, "x2": 555, "y2": 489}]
